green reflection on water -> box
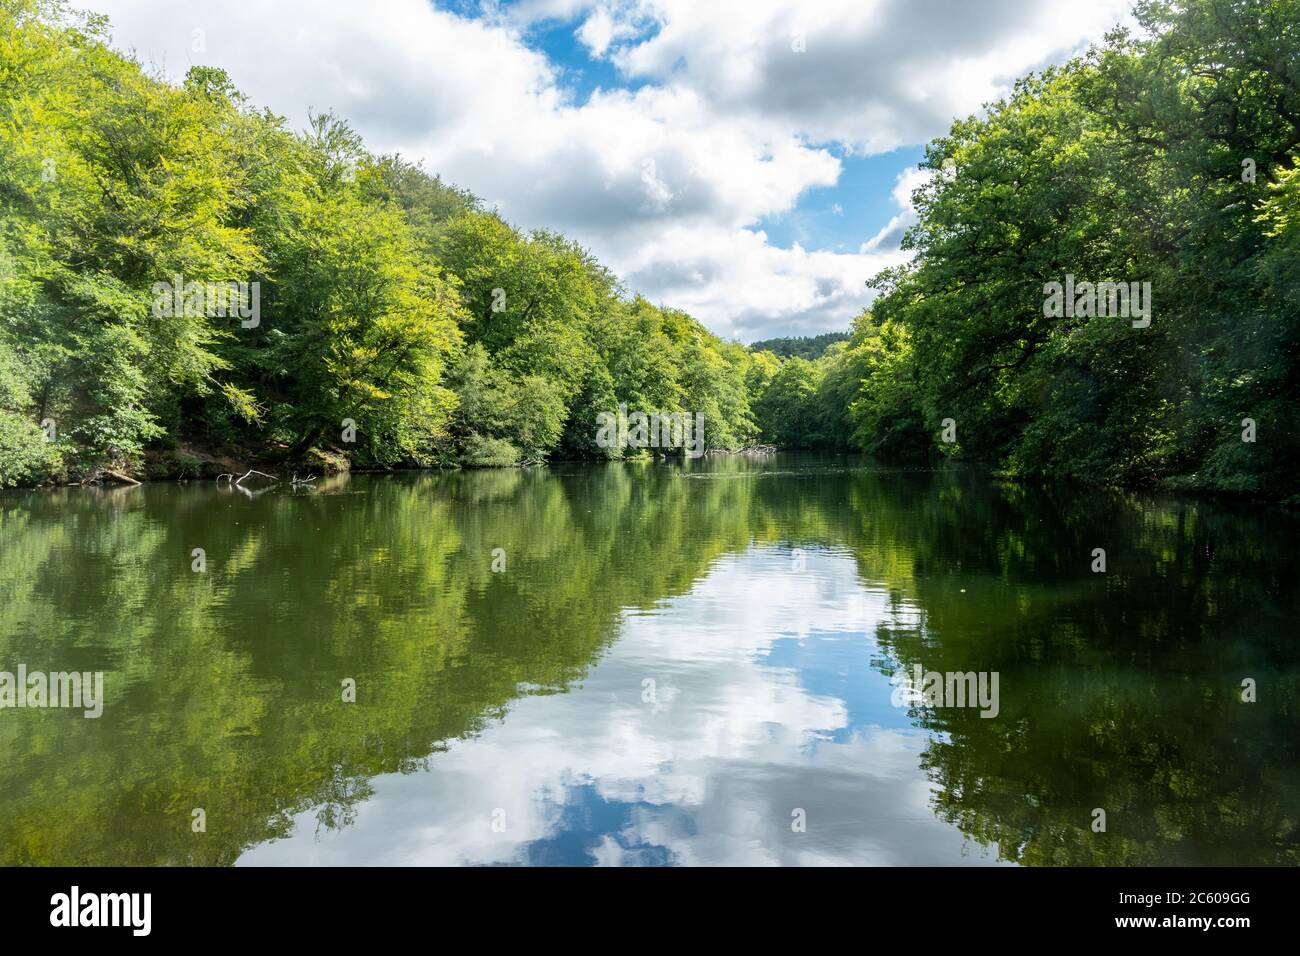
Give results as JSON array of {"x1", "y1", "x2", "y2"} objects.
[{"x1": 0, "y1": 455, "x2": 1296, "y2": 865}]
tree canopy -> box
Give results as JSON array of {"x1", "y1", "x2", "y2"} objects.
[
  {"x1": 755, "y1": 0, "x2": 1300, "y2": 502},
  {"x1": 1, "y1": 0, "x2": 1296, "y2": 501},
  {"x1": 0, "y1": 0, "x2": 760, "y2": 484}
]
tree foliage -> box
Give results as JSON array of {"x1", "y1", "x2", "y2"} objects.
[
  {"x1": 0, "y1": 0, "x2": 760, "y2": 484},
  {"x1": 2, "y1": 0, "x2": 1297, "y2": 499},
  {"x1": 750, "y1": 0, "x2": 1300, "y2": 500}
]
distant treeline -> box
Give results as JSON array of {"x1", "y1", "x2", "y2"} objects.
[
  {"x1": 1, "y1": 0, "x2": 1297, "y2": 500},
  {"x1": 749, "y1": 332, "x2": 849, "y2": 360}
]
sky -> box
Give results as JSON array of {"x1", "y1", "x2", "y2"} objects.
[{"x1": 91, "y1": 0, "x2": 1135, "y2": 343}]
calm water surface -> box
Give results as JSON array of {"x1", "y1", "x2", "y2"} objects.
[{"x1": 1, "y1": 454, "x2": 1296, "y2": 865}]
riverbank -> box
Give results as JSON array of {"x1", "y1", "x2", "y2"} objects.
[
  {"x1": 6, "y1": 439, "x2": 791, "y2": 490},
  {"x1": 6, "y1": 443, "x2": 1294, "y2": 510}
]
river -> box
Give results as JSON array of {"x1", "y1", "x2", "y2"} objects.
[{"x1": 1, "y1": 454, "x2": 1296, "y2": 865}]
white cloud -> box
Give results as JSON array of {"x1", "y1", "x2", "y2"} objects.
[
  {"x1": 606, "y1": 0, "x2": 1132, "y2": 153},
  {"x1": 863, "y1": 165, "x2": 932, "y2": 253},
  {"x1": 576, "y1": 7, "x2": 616, "y2": 57},
  {"x1": 238, "y1": 548, "x2": 1010, "y2": 866},
  {"x1": 92, "y1": 0, "x2": 1132, "y2": 340},
  {"x1": 623, "y1": 224, "x2": 907, "y2": 340}
]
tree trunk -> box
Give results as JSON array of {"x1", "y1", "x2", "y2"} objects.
[{"x1": 289, "y1": 425, "x2": 325, "y2": 458}]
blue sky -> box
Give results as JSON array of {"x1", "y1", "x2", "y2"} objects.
[
  {"x1": 521, "y1": 7, "x2": 650, "y2": 103},
  {"x1": 756, "y1": 147, "x2": 928, "y2": 253},
  {"x1": 95, "y1": 0, "x2": 1134, "y2": 341},
  {"x1": 518, "y1": 8, "x2": 928, "y2": 259}
]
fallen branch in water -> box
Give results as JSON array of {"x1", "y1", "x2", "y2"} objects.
[
  {"x1": 703, "y1": 443, "x2": 777, "y2": 458},
  {"x1": 93, "y1": 467, "x2": 141, "y2": 485},
  {"x1": 216, "y1": 469, "x2": 279, "y2": 485},
  {"x1": 235, "y1": 469, "x2": 277, "y2": 485}
]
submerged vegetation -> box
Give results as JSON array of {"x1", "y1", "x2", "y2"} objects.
[{"x1": 1, "y1": 0, "x2": 1297, "y2": 499}]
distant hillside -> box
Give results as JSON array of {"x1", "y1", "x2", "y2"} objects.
[{"x1": 749, "y1": 332, "x2": 850, "y2": 360}]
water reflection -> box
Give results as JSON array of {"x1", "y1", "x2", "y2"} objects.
[
  {"x1": 241, "y1": 548, "x2": 994, "y2": 865},
  {"x1": 0, "y1": 456, "x2": 1296, "y2": 865}
]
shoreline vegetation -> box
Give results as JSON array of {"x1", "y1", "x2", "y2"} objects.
[{"x1": 1, "y1": 0, "x2": 1297, "y2": 502}]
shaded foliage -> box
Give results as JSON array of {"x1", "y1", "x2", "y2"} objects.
[{"x1": 749, "y1": 331, "x2": 849, "y2": 360}]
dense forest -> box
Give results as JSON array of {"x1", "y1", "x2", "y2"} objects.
[
  {"x1": 0, "y1": 0, "x2": 760, "y2": 484},
  {"x1": 760, "y1": 0, "x2": 1300, "y2": 502},
  {"x1": 1, "y1": 0, "x2": 1297, "y2": 500},
  {"x1": 749, "y1": 332, "x2": 849, "y2": 361}
]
